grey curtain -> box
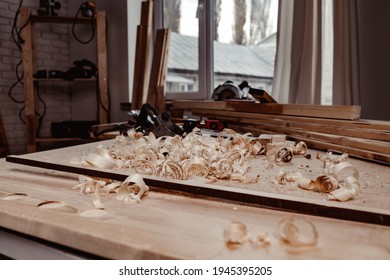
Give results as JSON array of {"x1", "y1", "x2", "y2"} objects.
[
  {"x1": 273, "y1": 0, "x2": 322, "y2": 104},
  {"x1": 273, "y1": 0, "x2": 360, "y2": 105},
  {"x1": 332, "y1": 0, "x2": 360, "y2": 105}
]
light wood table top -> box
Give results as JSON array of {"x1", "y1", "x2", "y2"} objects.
[{"x1": 0, "y1": 140, "x2": 389, "y2": 259}]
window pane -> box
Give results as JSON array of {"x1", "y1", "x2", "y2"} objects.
[
  {"x1": 164, "y1": 0, "x2": 199, "y2": 96},
  {"x1": 213, "y1": 0, "x2": 278, "y2": 94}
]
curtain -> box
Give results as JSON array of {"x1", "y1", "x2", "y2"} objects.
[
  {"x1": 273, "y1": 0, "x2": 360, "y2": 105},
  {"x1": 273, "y1": 0, "x2": 322, "y2": 104},
  {"x1": 332, "y1": 0, "x2": 360, "y2": 105},
  {"x1": 271, "y1": 0, "x2": 294, "y2": 103}
]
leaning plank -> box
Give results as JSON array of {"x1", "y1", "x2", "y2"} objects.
[
  {"x1": 131, "y1": 0, "x2": 153, "y2": 110},
  {"x1": 146, "y1": 28, "x2": 170, "y2": 108},
  {"x1": 6, "y1": 154, "x2": 390, "y2": 226},
  {"x1": 173, "y1": 100, "x2": 361, "y2": 120}
]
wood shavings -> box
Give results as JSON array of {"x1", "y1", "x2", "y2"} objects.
[
  {"x1": 297, "y1": 177, "x2": 314, "y2": 190},
  {"x1": 79, "y1": 208, "x2": 108, "y2": 218},
  {"x1": 1, "y1": 193, "x2": 28, "y2": 200},
  {"x1": 293, "y1": 141, "x2": 308, "y2": 155},
  {"x1": 318, "y1": 150, "x2": 349, "y2": 169},
  {"x1": 328, "y1": 162, "x2": 360, "y2": 201},
  {"x1": 314, "y1": 175, "x2": 338, "y2": 193},
  {"x1": 224, "y1": 221, "x2": 248, "y2": 248},
  {"x1": 116, "y1": 174, "x2": 149, "y2": 203},
  {"x1": 224, "y1": 221, "x2": 271, "y2": 250},
  {"x1": 37, "y1": 200, "x2": 78, "y2": 213},
  {"x1": 277, "y1": 216, "x2": 318, "y2": 247},
  {"x1": 249, "y1": 232, "x2": 271, "y2": 248},
  {"x1": 82, "y1": 128, "x2": 268, "y2": 184},
  {"x1": 328, "y1": 186, "x2": 357, "y2": 202}
]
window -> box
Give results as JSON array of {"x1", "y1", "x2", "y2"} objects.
[{"x1": 156, "y1": 0, "x2": 278, "y2": 100}]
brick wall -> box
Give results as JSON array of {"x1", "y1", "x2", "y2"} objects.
[{"x1": 0, "y1": 0, "x2": 71, "y2": 154}]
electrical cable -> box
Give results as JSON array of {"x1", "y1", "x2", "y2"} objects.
[
  {"x1": 11, "y1": 0, "x2": 25, "y2": 51},
  {"x1": 9, "y1": 0, "x2": 28, "y2": 126},
  {"x1": 35, "y1": 82, "x2": 47, "y2": 137},
  {"x1": 71, "y1": 3, "x2": 95, "y2": 44}
]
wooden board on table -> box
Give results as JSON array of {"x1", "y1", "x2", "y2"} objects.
[
  {"x1": 173, "y1": 100, "x2": 362, "y2": 120},
  {"x1": 5, "y1": 139, "x2": 390, "y2": 226},
  {"x1": 1, "y1": 158, "x2": 390, "y2": 259}
]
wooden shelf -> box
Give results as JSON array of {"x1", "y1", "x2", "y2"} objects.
[
  {"x1": 35, "y1": 137, "x2": 83, "y2": 143},
  {"x1": 20, "y1": 7, "x2": 109, "y2": 153},
  {"x1": 33, "y1": 78, "x2": 97, "y2": 82},
  {"x1": 30, "y1": 14, "x2": 95, "y2": 24}
]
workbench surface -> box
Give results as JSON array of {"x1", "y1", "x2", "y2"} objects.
[{"x1": 0, "y1": 140, "x2": 389, "y2": 259}]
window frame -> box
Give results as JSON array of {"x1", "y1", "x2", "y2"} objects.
[{"x1": 154, "y1": 0, "x2": 214, "y2": 100}]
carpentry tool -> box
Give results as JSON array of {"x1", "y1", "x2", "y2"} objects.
[
  {"x1": 212, "y1": 80, "x2": 277, "y2": 103},
  {"x1": 91, "y1": 104, "x2": 184, "y2": 138},
  {"x1": 134, "y1": 103, "x2": 184, "y2": 137}
]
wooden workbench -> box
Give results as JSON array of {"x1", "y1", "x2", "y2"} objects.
[{"x1": 0, "y1": 140, "x2": 389, "y2": 259}]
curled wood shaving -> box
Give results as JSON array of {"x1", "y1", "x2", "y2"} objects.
[
  {"x1": 314, "y1": 175, "x2": 338, "y2": 193},
  {"x1": 249, "y1": 232, "x2": 271, "y2": 248},
  {"x1": 298, "y1": 177, "x2": 315, "y2": 190},
  {"x1": 116, "y1": 174, "x2": 149, "y2": 203},
  {"x1": 277, "y1": 216, "x2": 318, "y2": 247},
  {"x1": 224, "y1": 221, "x2": 248, "y2": 248}
]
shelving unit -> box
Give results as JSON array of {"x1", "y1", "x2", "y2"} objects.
[{"x1": 20, "y1": 7, "x2": 109, "y2": 153}]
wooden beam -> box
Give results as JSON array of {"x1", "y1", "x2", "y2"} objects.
[{"x1": 173, "y1": 100, "x2": 362, "y2": 120}]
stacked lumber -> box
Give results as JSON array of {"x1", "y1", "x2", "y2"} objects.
[{"x1": 173, "y1": 100, "x2": 390, "y2": 165}]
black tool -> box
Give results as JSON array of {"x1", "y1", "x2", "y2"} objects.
[
  {"x1": 37, "y1": 0, "x2": 61, "y2": 16},
  {"x1": 80, "y1": 1, "x2": 96, "y2": 18},
  {"x1": 64, "y1": 59, "x2": 97, "y2": 80},
  {"x1": 135, "y1": 104, "x2": 184, "y2": 138}
]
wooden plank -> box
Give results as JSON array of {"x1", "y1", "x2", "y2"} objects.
[
  {"x1": 155, "y1": 85, "x2": 166, "y2": 113},
  {"x1": 227, "y1": 102, "x2": 362, "y2": 120},
  {"x1": 96, "y1": 11, "x2": 109, "y2": 124},
  {"x1": 131, "y1": 0, "x2": 153, "y2": 110},
  {"x1": 6, "y1": 145, "x2": 390, "y2": 226},
  {"x1": 189, "y1": 108, "x2": 390, "y2": 142},
  {"x1": 146, "y1": 28, "x2": 170, "y2": 108},
  {"x1": 173, "y1": 100, "x2": 362, "y2": 120},
  {"x1": 20, "y1": 7, "x2": 37, "y2": 153},
  {"x1": 131, "y1": 25, "x2": 146, "y2": 110}
]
